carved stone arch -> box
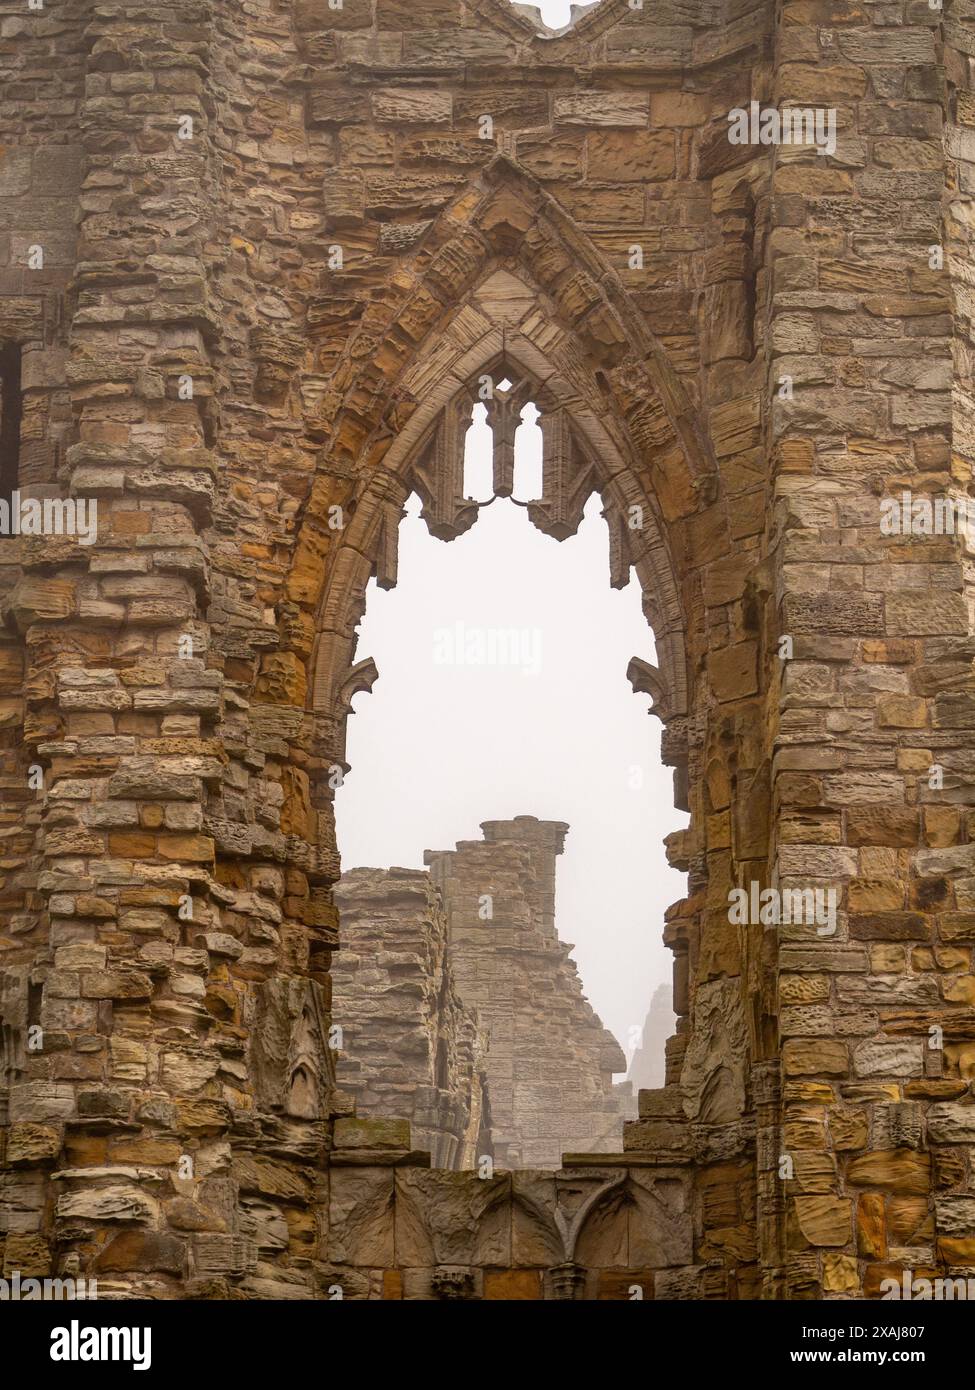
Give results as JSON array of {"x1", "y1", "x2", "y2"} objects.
[
  {"x1": 311, "y1": 153, "x2": 717, "y2": 494},
  {"x1": 509, "y1": 1183, "x2": 565, "y2": 1265},
  {"x1": 466, "y1": 0, "x2": 741, "y2": 49},
  {"x1": 293, "y1": 153, "x2": 727, "y2": 657},
  {"x1": 571, "y1": 1171, "x2": 693, "y2": 1272},
  {"x1": 551, "y1": 1171, "x2": 627, "y2": 1264},
  {"x1": 308, "y1": 321, "x2": 689, "y2": 755},
  {"x1": 502, "y1": 1171, "x2": 633, "y2": 1283},
  {"x1": 250, "y1": 976, "x2": 337, "y2": 1122},
  {"x1": 296, "y1": 153, "x2": 730, "y2": 886}
]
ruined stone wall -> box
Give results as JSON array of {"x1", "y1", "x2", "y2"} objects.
[
  {"x1": 424, "y1": 817, "x2": 634, "y2": 1168},
  {"x1": 322, "y1": 1147, "x2": 696, "y2": 1300},
  {"x1": 0, "y1": 0, "x2": 86, "y2": 962},
  {"x1": 333, "y1": 818, "x2": 633, "y2": 1172},
  {"x1": 0, "y1": 0, "x2": 973, "y2": 1300},
  {"x1": 756, "y1": 0, "x2": 975, "y2": 1299},
  {"x1": 331, "y1": 866, "x2": 491, "y2": 1170}
]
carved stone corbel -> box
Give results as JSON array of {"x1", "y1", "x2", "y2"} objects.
[
  {"x1": 338, "y1": 657, "x2": 379, "y2": 718},
  {"x1": 601, "y1": 494, "x2": 636, "y2": 589},
  {"x1": 431, "y1": 1266, "x2": 475, "y2": 1300},
  {"x1": 548, "y1": 1261, "x2": 586, "y2": 1300},
  {"x1": 356, "y1": 468, "x2": 410, "y2": 590},
  {"x1": 627, "y1": 655, "x2": 671, "y2": 722}
]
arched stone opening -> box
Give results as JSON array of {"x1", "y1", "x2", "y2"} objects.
[
  {"x1": 300, "y1": 331, "x2": 717, "y2": 1215},
  {"x1": 298, "y1": 154, "x2": 722, "y2": 824},
  {"x1": 314, "y1": 332, "x2": 693, "y2": 1160},
  {"x1": 285, "y1": 155, "x2": 740, "y2": 1191},
  {"x1": 309, "y1": 333, "x2": 696, "y2": 998},
  {"x1": 310, "y1": 327, "x2": 689, "y2": 745}
]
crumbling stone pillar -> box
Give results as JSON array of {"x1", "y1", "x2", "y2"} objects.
[{"x1": 3, "y1": 0, "x2": 244, "y2": 1296}]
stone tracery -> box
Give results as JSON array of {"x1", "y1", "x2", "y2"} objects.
[{"x1": 309, "y1": 305, "x2": 692, "y2": 772}]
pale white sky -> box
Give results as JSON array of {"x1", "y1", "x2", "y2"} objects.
[
  {"x1": 523, "y1": 0, "x2": 579, "y2": 28},
  {"x1": 336, "y1": 407, "x2": 687, "y2": 1065}
]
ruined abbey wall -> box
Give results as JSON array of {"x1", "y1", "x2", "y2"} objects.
[
  {"x1": 331, "y1": 865, "x2": 491, "y2": 1170},
  {"x1": 424, "y1": 816, "x2": 634, "y2": 1167},
  {"x1": 333, "y1": 817, "x2": 633, "y2": 1173},
  {"x1": 0, "y1": 0, "x2": 973, "y2": 1299}
]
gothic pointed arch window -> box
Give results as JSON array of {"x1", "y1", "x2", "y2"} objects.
[
  {"x1": 305, "y1": 208, "x2": 706, "y2": 1164},
  {"x1": 320, "y1": 312, "x2": 695, "y2": 1168},
  {"x1": 311, "y1": 330, "x2": 690, "y2": 797}
]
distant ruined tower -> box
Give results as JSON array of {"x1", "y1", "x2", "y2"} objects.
[
  {"x1": 425, "y1": 816, "x2": 633, "y2": 1169},
  {"x1": 330, "y1": 866, "x2": 492, "y2": 1170},
  {"x1": 331, "y1": 816, "x2": 634, "y2": 1171},
  {"x1": 628, "y1": 982, "x2": 676, "y2": 1094}
]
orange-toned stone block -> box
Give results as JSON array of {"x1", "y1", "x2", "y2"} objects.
[
  {"x1": 108, "y1": 831, "x2": 156, "y2": 857},
  {"x1": 111, "y1": 511, "x2": 151, "y2": 536},
  {"x1": 856, "y1": 1193, "x2": 886, "y2": 1259},
  {"x1": 483, "y1": 1269, "x2": 541, "y2": 1300},
  {"x1": 598, "y1": 1269, "x2": 653, "y2": 1300}
]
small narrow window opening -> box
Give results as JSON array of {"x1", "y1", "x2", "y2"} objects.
[
  {"x1": 462, "y1": 402, "x2": 492, "y2": 502},
  {"x1": 512, "y1": 402, "x2": 543, "y2": 503}
]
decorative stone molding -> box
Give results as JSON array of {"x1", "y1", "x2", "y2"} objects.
[{"x1": 431, "y1": 1265, "x2": 476, "y2": 1299}]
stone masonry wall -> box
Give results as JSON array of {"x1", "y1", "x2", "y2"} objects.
[
  {"x1": 331, "y1": 865, "x2": 491, "y2": 1170},
  {"x1": 333, "y1": 816, "x2": 634, "y2": 1172},
  {"x1": 425, "y1": 816, "x2": 634, "y2": 1168},
  {"x1": 0, "y1": 0, "x2": 973, "y2": 1299}
]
